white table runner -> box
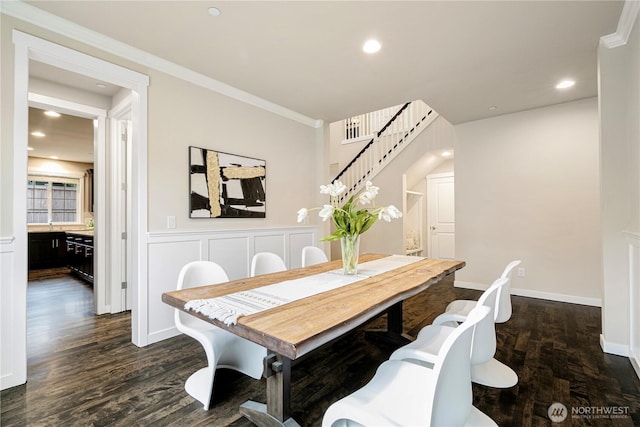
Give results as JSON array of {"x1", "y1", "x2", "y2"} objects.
[{"x1": 184, "y1": 255, "x2": 423, "y2": 325}]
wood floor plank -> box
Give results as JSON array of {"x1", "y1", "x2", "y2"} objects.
[{"x1": 1, "y1": 273, "x2": 639, "y2": 426}]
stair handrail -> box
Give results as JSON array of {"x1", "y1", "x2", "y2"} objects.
[
  {"x1": 333, "y1": 102, "x2": 411, "y2": 184},
  {"x1": 332, "y1": 100, "x2": 437, "y2": 204}
]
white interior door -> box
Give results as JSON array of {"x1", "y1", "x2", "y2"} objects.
[
  {"x1": 109, "y1": 98, "x2": 132, "y2": 313},
  {"x1": 427, "y1": 173, "x2": 455, "y2": 259},
  {"x1": 119, "y1": 119, "x2": 132, "y2": 310}
]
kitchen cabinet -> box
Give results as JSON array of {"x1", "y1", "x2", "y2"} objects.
[
  {"x1": 28, "y1": 232, "x2": 67, "y2": 270},
  {"x1": 66, "y1": 232, "x2": 94, "y2": 284}
]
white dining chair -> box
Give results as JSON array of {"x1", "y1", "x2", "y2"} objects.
[
  {"x1": 391, "y1": 277, "x2": 517, "y2": 389},
  {"x1": 322, "y1": 306, "x2": 497, "y2": 427},
  {"x1": 175, "y1": 260, "x2": 267, "y2": 410},
  {"x1": 250, "y1": 252, "x2": 287, "y2": 277},
  {"x1": 301, "y1": 246, "x2": 328, "y2": 267},
  {"x1": 444, "y1": 259, "x2": 521, "y2": 323}
]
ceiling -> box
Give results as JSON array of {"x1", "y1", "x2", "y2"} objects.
[
  {"x1": 28, "y1": 107, "x2": 94, "y2": 164},
  {"x1": 21, "y1": 1, "x2": 624, "y2": 162}
]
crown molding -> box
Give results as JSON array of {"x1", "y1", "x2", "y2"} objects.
[
  {"x1": 0, "y1": 0, "x2": 320, "y2": 128},
  {"x1": 601, "y1": 0, "x2": 640, "y2": 48}
]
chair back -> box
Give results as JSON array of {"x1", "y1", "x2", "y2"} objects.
[
  {"x1": 470, "y1": 277, "x2": 508, "y2": 365},
  {"x1": 301, "y1": 246, "x2": 328, "y2": 267},
  {"x1": 476, "y1": 276, "x2": 507, "y2": 321},
  {"x1": 175, "y1": 260, "x2": 229, "y2": 328},
  {"x1": 430, "y1": 305, "x2": 491, "y2": 426},
  {"x1": 495, "y1": 259, "x2": 521, "y2": 323},
  {"x1": 250, "y1": 252, "x2": 286, "y2": 277}
]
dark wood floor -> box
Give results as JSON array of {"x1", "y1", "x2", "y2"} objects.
[{"x1": 2, "y1": 272, "x2": 639, "y2": 426}]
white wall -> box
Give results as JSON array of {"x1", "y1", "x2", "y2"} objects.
[
  {"x1": 598, "y1": 9, "x2": 640, "y2": 355},
  {"x1": 28, "y1": 157, "x2": 93, "y2": 176},
  {"x1": 1, "y1": 13, "x2": 321, "y2": 389},
  {"x1": 455, "y1": 98, "x2": 602, "y2": 305},
  {"x1": 356, "y1": 116, "x2": 456, "y2": 255},
  {"x1": 29, "y1": 77, "x2": 112, "y2": 110},
  {"x1": 147, "y1": 71, "x2": 318, "y2": 232}
]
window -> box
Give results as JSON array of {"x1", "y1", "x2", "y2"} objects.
[{"x1": 27, "y1": 175, "x2": 81, "y2": 224}]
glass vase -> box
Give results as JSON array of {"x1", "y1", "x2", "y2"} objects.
[{"x1": 340, "y1": 234, "x2": 360, "y2": 275}]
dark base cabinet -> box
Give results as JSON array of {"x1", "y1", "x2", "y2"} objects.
[
  {"x1": 66, "y1": 233, "x2": 94, "y2": 284},
  {"x1": 28, "y1": 232, "x2": 67, "y2": 270}
]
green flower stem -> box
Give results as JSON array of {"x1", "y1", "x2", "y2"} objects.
[{"x1": 341, "y1": 234, "x2": 360, "y2": 275}]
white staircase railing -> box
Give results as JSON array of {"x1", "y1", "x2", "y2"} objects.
[
  {"x1": 334, "y1": 100, "x2": 439, "y2": 203},
  {"x1": 343, "y1": 104, "x2": 402, "y2": 143}
]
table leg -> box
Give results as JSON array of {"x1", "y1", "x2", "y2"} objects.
[
  {"x1": 240, "y1": 353, "x2": 301, "y2": 427},
  {"x1": 387, "y1": 301, "x2": 404, "y2": 334},
  {"x1": 364, "y1": 301, "x2": 412, "y2": 347}
]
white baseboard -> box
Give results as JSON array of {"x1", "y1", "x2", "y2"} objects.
[
  {"x1": 600, "y1": 334, "x2": 629, "y2": 357},
  {"x1": 631, "y1": 354, "x2": 640, "y2": 379},
  {"x1": 454, "y1": 280, "x2": 602, "y2": 307},
  {"x1": 148, "y1": 326, "x2": 181, "y2": 345},
  {"x1": 1, "y1": 372, "x2": 24, "y2": 391}
]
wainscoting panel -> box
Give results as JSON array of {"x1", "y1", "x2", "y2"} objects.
[
  {"x1": 147, "y1": 238, "x2": 203, "y2": 343},
  {"x1": 146, "y1": 226, "x2": 319, "y2": 344},
  {"x1": 209, "y1": 236, "x2": 251, "y2": 280},
  {"x1": 254, "y1": 233, "x2": 287, "y2": 264},
  {"x1": 288, "y1": 231, "x2": 316, "y2": 268},
  {"x1": 1, "y1": 237, "x2": 27, "y2": 390}
]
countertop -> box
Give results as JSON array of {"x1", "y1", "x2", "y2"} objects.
[
  {"x1": 66, "y1": 230, "x2": 94, "y2": 237},
  {"x1": 29, "y1": 229, "x2": 94, "y2": 237}
]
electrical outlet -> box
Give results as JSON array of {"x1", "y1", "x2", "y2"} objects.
[
  {"x1": 167, "y1": 216, "x2": 176, "y2": 229},
  {"x1": 517, "y1": 267, "x2": 525, "y2": 277}
]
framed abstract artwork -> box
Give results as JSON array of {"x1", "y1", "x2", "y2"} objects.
[{"x1": 189, "y1": 146, "x2": 266, "y2": 218}]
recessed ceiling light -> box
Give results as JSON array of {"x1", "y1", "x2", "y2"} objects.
[
  {"x1": 488, "y1": 105, "x2": 497, "y2": 111},
  {"x1": 96, "y1": 83, "x2": 107, "y2": 89},
  {"x1": 208, "y1": 7, "x2": 221, "y2": 16},
  {"x1": 49, "y1": 156, "x2": 59, "y2": 160},
  {"x1": 363, "y1": 39, "x2": 381, "y2": 54},
  {"x1": 44, "y1": 110, "x2": 61, "y2": 118},
  {"x1": 441, "y1": 150, "x2": 453, "y2": 157},
  {"x1": 31, "y1": 131, "x2": 46, "y2": 137},
  {"x1": 556, "y1": 80, "x2": 575, "y2": 89},
  {"x1": 27, "y1": 146, "x2": 34, "y2": 151}
]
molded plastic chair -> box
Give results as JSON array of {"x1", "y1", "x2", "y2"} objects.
[
  {"x1": 301, "y1": 246, "x2": 328, "y2": 267},
  {"x1": 322, "y1": 306, "x2": 497, "y2": 427},
  {"x1": 392, "y1": 277, "x2": 517, "y2": 388},
  {"x1": 445, "y1": 260, "x2": 521, "y2": 323},
  {"x1": 175, "y1": 261, "x2": 267, "y2": 410},
  {"x1": 250, "y1": 252, "x2": 287, "y2": 277}
]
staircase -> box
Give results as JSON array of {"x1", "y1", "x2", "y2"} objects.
[{"x1": 334, "y1": 100, "x2": 439, "y2": 203}]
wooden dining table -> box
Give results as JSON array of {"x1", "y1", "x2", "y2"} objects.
[{"x1": 162, "y1": 253, "x2": 465, "y2": 426}]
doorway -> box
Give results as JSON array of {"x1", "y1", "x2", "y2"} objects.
[
  {"x1": 8, "y1": 29, "x2": 149, "y2": 389},
  {"x1": 27, "y1": 92, "x2": 110, "y2": 313},
  {"x1": 426, "y1": 173, "x2": 455, "y2": 259}
]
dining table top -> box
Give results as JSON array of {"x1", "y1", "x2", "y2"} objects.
[{"x1": 162, "y1": 253, "x2": 465, "y2": 360}]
